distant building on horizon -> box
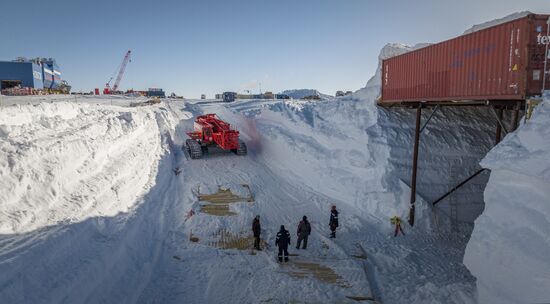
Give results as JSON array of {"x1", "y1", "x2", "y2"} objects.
[
  {"x1": 147, "y1": 88, "x2": 165, "y2": 97},
  {"x1": 0, "y1": 57, "x2": 66, "y2": 90}
]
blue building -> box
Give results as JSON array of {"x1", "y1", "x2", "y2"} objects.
[
  {"x1": 222, "y1": 92, "x2": 237, "y2": 102},
  {"x1": 0, "y1": 59, "x2": 43, "y2": 89},
  {"x1": 0, "y1": 57, "x2": 63, "y2": 90},
  {"x1": 40, "y1": 58, "x2": 63, "y2": 89},
  {"x1": 147, "y1": 88, "x2": 165, "y2": 97}
]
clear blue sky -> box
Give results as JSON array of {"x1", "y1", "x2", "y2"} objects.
[{"x1": 1, "y1": 0, "x2": 548, "y2": 97}]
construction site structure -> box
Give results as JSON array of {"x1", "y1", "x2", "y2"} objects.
[
  {"x1": 222, "y1": 92, "x2": 237, "y2": 102},
  {"x1": 147, "y1": 88, "x2": 165, "y2": 97},
  {"x1": 380, "y1": 14, "x2": 550, "y2": 105},
  {"x1": 104, "y1": 50, "x2": 131, "y2": 94},
  {"x1": 379, "y1": 13, "x2": 550, "y2": 227},
  {"x1": 0, "y1": 57, "x2": 70, "y2": 94},
  {"x1": 185, "y1": 114, "x2": 247, "y2": 159}
]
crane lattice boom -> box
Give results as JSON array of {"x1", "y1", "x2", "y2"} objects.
[
  {"x1": 113, "y1": 50, "x2": 131, "y2": 91},
  {"x1": 105, "y1": 50, "x2": 131, "y2": 93}
]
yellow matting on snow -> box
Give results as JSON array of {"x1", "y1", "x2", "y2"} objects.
[
  {"x1": 286, "y1": 261, "x2": 350, "y2": 288},
  {"x1": 198, "y1": 185, "x2": 253, "y2": 216},
  {"x1": 207, "y1": 229, "x2": 266, "y2": 251}
]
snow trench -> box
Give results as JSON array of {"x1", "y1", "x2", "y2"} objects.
[
  {"x1": 0, "y1": 94, "x2": 494, "y2": 303},
  {"x1": 0, "y1": 43, "x2": 509, "y2": 304},
  {"x1": 0, "y1": 87, "x2": 507, "y2": 304},
  {"x1": 2, "y1": 14, "x2": 544, "y2": 301}
]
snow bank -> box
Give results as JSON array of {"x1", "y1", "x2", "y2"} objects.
[
  {"x1": 0, "y1": 101, "x2": 166, "y2": 234},
  {"x1": 463, "y1": 11, "x2": 532, "y2": 34},
  {"x1": 359, "y1": 42, "x2": 431, "y2": 100},
  {"x1": 280, "y1": 89, "x2": 332, "y2": 100},
  {"x1": 464, "y1": 95, "x2": 550, "y2": 304}
]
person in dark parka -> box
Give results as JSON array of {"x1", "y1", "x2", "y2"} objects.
[
  {"x1": 329, "y1": 205, "x2": 339, "y2": 238},
  {"x1": 275, "y1": 225, "x2": 291, "y2": 262},
  {"x1": 296, "y1": 216, "x2": 311, "y2": 250},
  {"x1": 252, "y1": 215, "x2": 262, "y2": 250}
]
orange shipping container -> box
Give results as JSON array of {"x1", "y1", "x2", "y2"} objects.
[{"x1": 380, "y1": 14, "x2": 550, "y2": 104}]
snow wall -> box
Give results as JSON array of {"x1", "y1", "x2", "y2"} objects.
[
  {"x1": 464, "y1": 94, "x2": 550, "y2": 304},
  {"x1": 0, "y1": 101, "x2": 179, "y2": 234}
]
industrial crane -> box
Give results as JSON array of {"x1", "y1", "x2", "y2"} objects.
[{"x1": 103, "y1": 50, "x2": 131, "y2": 94}]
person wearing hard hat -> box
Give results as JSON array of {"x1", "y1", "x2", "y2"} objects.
[{"x1": 391, "y1": 216, "x2": 405, "y2": 237}]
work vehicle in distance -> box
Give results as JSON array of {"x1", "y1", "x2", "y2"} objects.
[
  {"x1": 185, "y1": 114, "x2": 247, "y2": 159},
  {"x1": 222, "y1": 92, "x2": 237, "y2": 102}
]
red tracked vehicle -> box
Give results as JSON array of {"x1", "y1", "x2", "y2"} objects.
[{"x1": 185, "y1": 114, "x2": 247, "y2": 159}]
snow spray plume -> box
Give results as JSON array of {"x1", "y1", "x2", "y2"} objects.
[{"x1": 241, "y1": 116, "x2": 262, "y2": 158}]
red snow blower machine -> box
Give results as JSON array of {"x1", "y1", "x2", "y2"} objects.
[{"x1": 184, "y1": 114, "x2": 247, "y2": 159}]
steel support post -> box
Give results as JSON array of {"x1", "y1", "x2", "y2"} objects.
[
  {"x1": 495, "y1": 108, "x2": 503, "y2": 145},
  {"x1": 511, "y1": 101, "x2": 520, "y2": 131},
  {"x1": 409, "y1": 106, "x2": 422, "y2": 227}
]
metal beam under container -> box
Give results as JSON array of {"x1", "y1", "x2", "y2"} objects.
[
  {"x1": 377, "y1": 98, "x2": 528, "y2": 109},
  {"x1": 408, "y1": 105, "x2": 422, "y2": 227},
  {"x1": 378, "y1": 98, "x2": 527, "y2": 228}
]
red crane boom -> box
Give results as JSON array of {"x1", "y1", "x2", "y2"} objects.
[
  {"x1": 113, "y1": 50, "x2": 131, "y2": 91},
  {"x1": 104, "y1": 50, "x2": 131, "y2": 94}
]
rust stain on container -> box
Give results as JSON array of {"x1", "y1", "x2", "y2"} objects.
[{"x1": 381, "y1": 14, "x2": 550, "y2": 104}]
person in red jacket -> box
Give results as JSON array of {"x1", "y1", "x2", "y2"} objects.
[
  {"x1": 252, "y1": 215, "x2": 262, "y2": 250},
  {"x1": 296, "y1": 216, "x2": 311, "y2": 250}
]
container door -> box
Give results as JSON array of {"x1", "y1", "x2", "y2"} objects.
[
  {"x1": 506, "y1": 22, "x2": 525, "y2": 97},
  {"x1": 527, "y1": 16, "x2": 550, "y2": 95}
]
